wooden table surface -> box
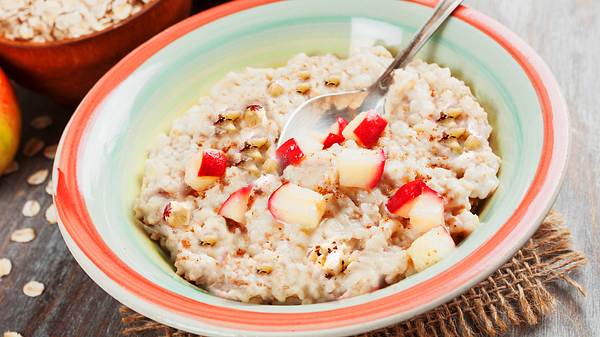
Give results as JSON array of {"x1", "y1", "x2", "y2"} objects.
[{"x1": 1, "y1": 1, "x2": 598, "y2": 336}]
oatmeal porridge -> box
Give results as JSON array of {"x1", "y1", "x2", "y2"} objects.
[{"x1": 134, "y1": 46, "x2": 501, "y2": 304}]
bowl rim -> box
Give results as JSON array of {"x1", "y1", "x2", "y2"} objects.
[
  {"x1": 53, "y1": 0, "x2": 570, "y2": 336},
  {"x1": 0, "y1": 0, "x2": 162, "y2": 48}
]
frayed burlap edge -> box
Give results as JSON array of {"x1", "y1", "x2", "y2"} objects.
[{"x1": 119, "y1": 210, "x2": 586, "y2": 337}]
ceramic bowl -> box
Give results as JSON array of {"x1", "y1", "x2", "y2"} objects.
[
  {"x1": 53, "y1": 0, "x2": 569, "y2": 336},
  {"x1": 0, "y1": 0, "x2": 191, "y2": 105}
]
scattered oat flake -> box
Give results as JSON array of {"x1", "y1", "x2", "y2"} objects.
[
  {"x1": 27, "y1": 169, "x2": 49, "y2": 185},
  {"x1": 11, "y1": 228, "x2": 36, "y2": 243},
  {"x1": 3, "y1": 332, "x2": 23, "y2": 337},
  {"x1": 43, "y1": 144, "x2": 58, "y2": 159},
  {"x1": 23, "y1": 138, "x2": 45, "y2": 157},
  {"x1": 30, "y1": 115, "x2": 53, "y2": 129},
  {"x1": 45, "y1": 204, "x2": 57, "y2": 224},
  {"x1": 22, "y1": 200, "x2": 41, "y2": 217},
  {"x1": 23, "y1": 280, "x2": 45, "y2": 297},
  {"x1": 0, "y1": 258, "x2": 12, "y2": 277},
  {"x1": 2, "y1": 161, "x2": 18, "y2": 175},
  {"x1": 45, "y1": 179, "x2": 54, "y2": 195}
]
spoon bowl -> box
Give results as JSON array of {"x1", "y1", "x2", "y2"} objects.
[{"x1": 278, "y1": 0, "x2": 463, "y2": 148}]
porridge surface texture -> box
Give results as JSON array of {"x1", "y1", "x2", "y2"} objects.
[{"x1": 135, "y1": 47, "x2": 501, "y2": 304}]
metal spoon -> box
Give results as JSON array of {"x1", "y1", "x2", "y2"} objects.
[{"x1": 278, "y1": 0, "x2": 464, "y2": 149}]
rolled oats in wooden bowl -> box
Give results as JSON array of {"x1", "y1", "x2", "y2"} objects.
[
  {"x1": 0, "y1": 0, "x2": 153, "y2": 43},
  {"x1": 0, "y1": 0, "x2": 191, "y2": 104}
]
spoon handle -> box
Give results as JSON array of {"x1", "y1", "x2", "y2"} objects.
[{"x1": 371, "y1": 0, "x2": 464, "y2": 92}]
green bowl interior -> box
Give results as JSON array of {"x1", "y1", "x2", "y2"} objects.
[{"x1": 77, "y1": 0, "x2": 542, "y2": 311}]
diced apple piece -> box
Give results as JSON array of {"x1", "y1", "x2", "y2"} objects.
[
  {"x1": 218, "y1": 185, "x2": 253, "y2": 224},
  {"x1": 163, "y1": 201, "x2": 191, "y2": 228},
  {"x1": 322, "y1": 133, "x2": 345, "y2": 149},
  {"x1": 329, "y1": 116, "x2": 349, "y2": 136},
  {"x1": 337, "y1": 148, "x2": 386, "y2": 189},
  {"x1": 276, "y1": 138, "x2": 304, "y2": 169},
  {"x1": 407, "y1": 226, "x2": 455, "y2": 272},
  {"x1": 342, "y1": 110, "x2": 387, "y2": 148},
  {"x1": 268, "y1": 183, "x2": 326, "y2": 230},
  {"x1": 386, "y1": 180, "x2": 444, "y2": 234},
  {"x1": 184, "y1": 149, "x2": 227, "y2": 191},
  {"x1": 408, "y1": 192, "x2": 445, "y2": 234},
  {"x1": 323, "y1": 117, "x2": 349, "y2": 149}
]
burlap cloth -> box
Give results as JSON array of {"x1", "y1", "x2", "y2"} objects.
[{"x1": 119, "y1": 211, "x2": 586, "y2": 337}]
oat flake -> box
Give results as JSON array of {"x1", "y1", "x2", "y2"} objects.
[
  {"x1": 0, "y1": 0, "x2": 155, "y2": 43},
  {"x1": 45, "y1": 179, "x2": 54, "y2": 195},
  {"x1": 11, "y1": 228, "x2": 36, "y2": 243},
  {"x1": 43, "y1": 144, "x2": 58, "y2": 159},
  {"x1": 22, "y1": 138, "x2": 45, "y2": 157},
  {"x1": 3, "y1": 332, "x2": 23, "y2": 337},
  {"x1": 0, "y1": 258, "x2": 12, "y2": 277},
  {"x1": 27, "y1": 169, "x2": 49, "y2": 185},
  {"x1": 23, "y1": 280, "x2": 45, "y2": 297},
  {"x1": 45, "y1": 204, "x2": 57, "y2": 224},
  {"x1": 30, "y1": 115, "x2": 53, "y2": 130},
  {"x1": 2, "y1": 161, "x2": 19, "y2": 175},
  {"x1": 22, "y1": 200, "x2": 41, "y2": 217}
]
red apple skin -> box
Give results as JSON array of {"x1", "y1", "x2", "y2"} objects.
[
  {"x1": 197, "y1": 149, "x2": 227, "y2": 177},
  {"x1": 368, "y1": 149, "x2": 386, "y2": 189},
  {"x1": 0, "y1": 68, "x2": 20, "y2": 173},
  {"x1": 335, "y1": 116, "x2": 349, "y2": 136},
  {"x1": 322, "y1": 133, "x2": 345, "y2": 149},
  {"x1": 276, "y1": 138, "x2": 304, "y2": 168},
  {"x1": 218, "y1": 185, "x2": 253, "y2": 223},
  {"x1": 386, "y1": 180, "x2": 441, "y2": 215},
  {"x1": 162, "y1": 203, "x2": 172, "y2": 220},
  {"x1": 267, "y1": 182, "x2": 288, "y2": 221},
  {"x1": 352, "y1": 110, "x2": 388, "y2": 148}
]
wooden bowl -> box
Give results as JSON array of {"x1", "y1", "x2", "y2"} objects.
[{"x1": 0, "y1": 0, "x2": 191, "y2": 106}]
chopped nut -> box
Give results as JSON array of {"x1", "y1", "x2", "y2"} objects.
[
  {"x1": 441, "y1": 138, "x2": 462, "y2": 155},
  {"x1": 446, "y1": 127, "x2": 466, "y2": 139},
  {"x1": 244, "y1": 148, "x2": 263, "y2": 161},
  {"x1": 243, "y1": 104, "x2": 264, "y2": 127},
  {"x1": 43, "y1": 144, "x2": 58, "y2": 159},
  {"x1": 2, "y1": 161, "x2": 18, "y2": 175},
  {"x1": 220, "y1": 120, "x2": 237, "y2": 132},
  {"x1": 242, "y1": 162, "x2": 260, "y2": 176},
  {"x1": 23, "y1": 280, "x2": 45, "y2": 297},
  {"x1": 27, "y1": 169, "x2": 49, "y2": 185},
  {"x1": 223, "y1": 110, "x2": 241, "y2": 120},
  {"x1": 30, "y1": 115, "x2": 53, "y2": 129},
  {"x1": 11, "y1": 228, "x2": 36, "y2": 243},
  {"x1": 163, "y1": 201, "x2": 191, "y2": 228},
  {"x1": 446, "y1": 108, "x2": 463, "y2": 118},
  {"x1": 200, "y1": 235, "x2": 217, "y2": 246},
  {"x1": 297, "y1": 70, "x2": 311, "y2": 80},
  {"x1": 22, "y1": 200, "x2": 41, "y2": 217},
  {"x1": 262, "y1": 159, "x2": 279, "y2": 174},
  {"x1": 464, "y1": 135, "x2": 481, "y2": 150},
  {"x1": 256, "y1": 265, "x2": 273, "y2": 274},
  {"x1": 0, "y1": 258, "x2": 12, "y2": 278},
  {"x1": 268, "y1": 82, "x2": 284, "y2": 97},
  {"x1": 45, "y1": 204, "x2": 57, "y2": 224},
  {"x1": 23, "y1": 138, "x2": 44, "y2": 157},
  {"x1": 295, "y1": 83, "x2": 311, "y2": 95},
  {"x1": 325, "y1": 75, "x2": 341, "y2": 87},
  {"x1": 440, "y1": 118, "x2": 457, "y2": 127},
  {"x1": 247, "y1": 137, "x2": 268, "y2": 148}
]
